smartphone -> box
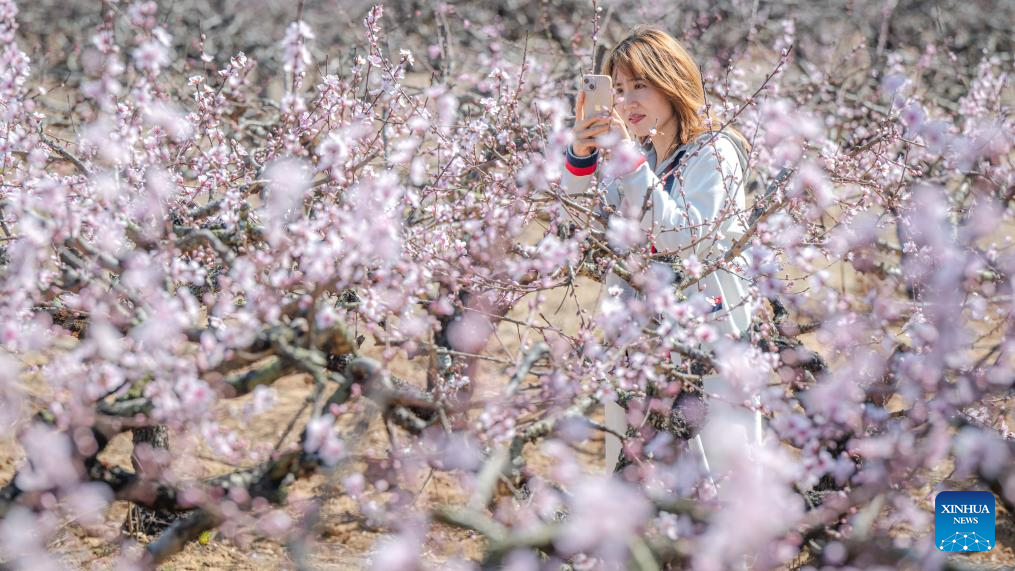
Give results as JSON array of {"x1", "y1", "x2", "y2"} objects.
[{"x1": 582, "y1": 74, "x2": 613, "y2": 118}]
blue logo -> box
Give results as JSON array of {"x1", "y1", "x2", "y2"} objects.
[{"x1": 935, "y1": 491, "x2": 995, "y2": 552}]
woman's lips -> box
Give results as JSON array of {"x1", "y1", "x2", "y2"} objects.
[{"x1": 629, "y1": 114, "x2": 645, "y2": 124}]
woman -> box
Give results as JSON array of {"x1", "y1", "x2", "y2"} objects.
[{"x1": 559, "y1": 26, "x2": 762, "y2": 484}]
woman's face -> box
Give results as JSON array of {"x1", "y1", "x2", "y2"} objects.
[{"x1": 613, "y1": 65, "x2": 676, "y2": 140}]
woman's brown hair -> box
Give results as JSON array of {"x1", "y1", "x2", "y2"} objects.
[{"x1": 603, "y1": 26, "x2": 750, "y2": 161}]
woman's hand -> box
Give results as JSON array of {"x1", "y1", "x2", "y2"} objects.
[
  {"x1": 571, "y1": 90, "x2": 610, "y2": 157},
  {"x1": 571, "y1": 91, "x2": 634, "y2": 157},
  {"x1": 609, "y1": 107, "x2": 634, "y2": 145}
]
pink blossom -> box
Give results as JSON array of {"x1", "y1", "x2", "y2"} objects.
[
  {"x1": 533, "y1": 234, "x2": 578, "y2": 273},
  {"x1": 243, "y1": 385, "x2": 277, "y2": 419},
  {"x1": 695, "y1": 444, "x2": 804, "y2": 570},
  {"x1": 606, "y1": 215, "x2": 643, "y2": 253},
  {"x1": 15, "y1": 423, "x2": 79, "y2": 491},
  {"x1": 64, "y1": 482, "x2": 113, "y2": 527},
  {"x1": 501, "y1": 549, "x2": 540, "y2": 571},
  {"x1": 713, "y1": 340, "x2": 774, "y2": 397},
  {"x1": 257, "y1": 509, "x2": 293, "y2": 539},
  {"x1": 682, "y1": 254, "x2": 704, "y2": 278},
  {"x1": 919, "y1": 119, "x2": 952, "y2": 155},
  {"x1": 0, "y1": 507, "x2": 62, "y2": 571},
  {"x1": 694, "y1": 323, "x2": 718, "y2": 344},
  {"x1": 281, "y1": 20, "x2": 315, "y2": 81},
  {"x1": 202, "y1": 422, "x2": 242, "y2": 461},
  {"x1": 142, "y1": 101, "x2": 193, "y2": 142},
  {"x1": 445, "y1": 311, "x2": 490, "y2": 354},
  {"x1": 555, "y1": 476, "x2": 652, "y2": 565},
  {"x1": 177, "y1": 376, "x2": 215, "y2": 413},
  {"x1": 132, "y1": 38, "x2": 170, "y2": 74},
  {"x1": 437, "y1": 92, "x2": 458, "y2": 129},
  {"x1": 0, "y1": 354, "x2": 23, "y2": 428},
  {"x1": 900, "y1": 101, "x2": 926, "y2": 132},
  {"x1": 603, "y1": 139, "x2": 646, "y2": 179},
  {"x1": 597, "y1": 294, "x2": 638, "y2": 342},
  {"x1": 370, "y1": 529, "x2": 423, "y2": 571},
  {"x1": 262, "y1": 158, "x2": 312, "y2": 229},
  {"x1": 304, "y1": 414, "x2": 345, "y2": 466},
  {"x1": 792, "y1": 160, "x2": 833, "y2": 208},
  {"x1": 880, "y1": 72, "x2": 909, "y2": 105},
  {"x1": 127, "y1": 2, "x2": 158, "y2": 29}
]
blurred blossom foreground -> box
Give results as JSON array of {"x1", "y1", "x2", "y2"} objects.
[{"x1": 0, "y1": 0, "x2": 1013, "y2": 569}]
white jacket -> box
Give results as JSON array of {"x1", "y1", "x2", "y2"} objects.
[
  {"x1": 560, "y1": 132, "x2": 762, "y2": 477},
  {"x1": 559, "y1": 131, "x2": 755, "y2": 343}
]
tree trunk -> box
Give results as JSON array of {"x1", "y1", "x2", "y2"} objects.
[{"x1": 123, "y1": 425, "x2": 184, "y2": 538}]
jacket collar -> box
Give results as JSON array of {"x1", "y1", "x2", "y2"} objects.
[{"x1": 644, "y1": 139, "x2": 689, "y2": 176}]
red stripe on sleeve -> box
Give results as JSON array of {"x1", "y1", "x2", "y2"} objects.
[{"x1": 565, "y1": 162, "x2": 597, "y2": 176}]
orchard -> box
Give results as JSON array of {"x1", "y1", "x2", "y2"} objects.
[{"x1": 0, "y1": 0, "x2": 1012, "y2": 569}]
